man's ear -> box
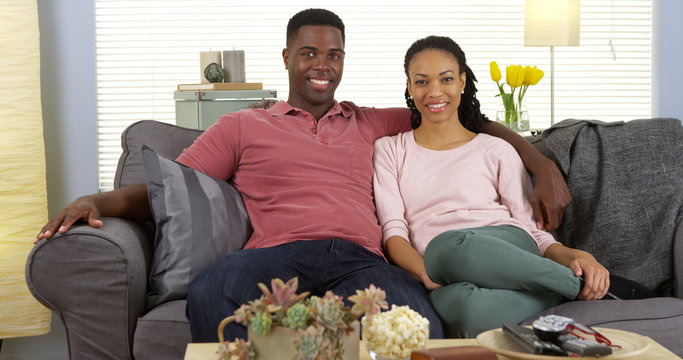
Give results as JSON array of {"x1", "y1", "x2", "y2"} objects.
[{"x1": 282, "y1": 48, "x2": 289, "y2": 70}]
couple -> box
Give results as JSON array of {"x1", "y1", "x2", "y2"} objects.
[{"x1": 36, "y1": 8, "x2": 632, "y2": 341}]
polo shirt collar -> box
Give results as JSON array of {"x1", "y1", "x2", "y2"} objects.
[{"x1": 268, "y1": 100, "x2": 352, "y2": 119}]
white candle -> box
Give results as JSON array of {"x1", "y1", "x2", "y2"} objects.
[
  {"x1": 223, "y1": 50, "x2": 246, "y2": 83},
  {"x1": 199, "y1": 51, "x2": 222, "y2": 83}
]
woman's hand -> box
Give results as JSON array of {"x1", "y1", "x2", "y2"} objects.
[
  {"x1": 545, "y1": 244, "x2": 609, "y2": 300},
  {"x1": 385, "y1": 236, "x2": 442, "y2": 291},
  {"x1": 420, "y1": 273, "x2": 442, "y2": 291},
  {"x1": 569, "y1": 252, "x2": 610, "y2": 300}
]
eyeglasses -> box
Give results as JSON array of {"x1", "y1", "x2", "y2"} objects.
[
  {"x1": 533, "y1": 315, "x2": 621, "y2": 348},
  {"x1": 565, "y1": 322, "x2": 622, "y2": 348}
]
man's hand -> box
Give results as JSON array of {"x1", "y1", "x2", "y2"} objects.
[
  {"x1": 35, "y1": 195, "x2": 103, "y2": 244},
  {"x1": 34, "y1": 183, "x2": 151, "y2": 244},
  {"x1": 529, "y1": 158, "x2": 572, "y2": 231}
]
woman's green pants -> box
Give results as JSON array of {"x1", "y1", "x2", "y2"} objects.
[{"x1": 423, "y1": 225, "x2": 580, "y2": 338}]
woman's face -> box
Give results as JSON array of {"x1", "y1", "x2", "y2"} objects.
[{"x1": 407, "y1": 49, "x2": 466, "y2": 125}]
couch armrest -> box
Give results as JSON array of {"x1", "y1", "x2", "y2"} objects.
[{"x1": 25, "y1": 217, "x2": 154, "y2": 360}]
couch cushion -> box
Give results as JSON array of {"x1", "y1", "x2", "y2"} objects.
[
  {"x1": 134, "y1": 300, "x2": 191, "y2": 360},
  {"x1": 142, "y1": 146, "x2": 252, "y2": 309},
  {"x1": 521, "y1": 298, "x2": 683, "y2": 356},
  {"x1": 115, "y1": 120, "x2": 203, "y2": 189}
]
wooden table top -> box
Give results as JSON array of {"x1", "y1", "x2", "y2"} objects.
[{"x1": 185, "y1": 336, "x2": 679, "y2": 360}]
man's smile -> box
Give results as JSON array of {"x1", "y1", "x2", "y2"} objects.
[{"x1": 309, "y1": 78, "x2": 331, "y2": 89}]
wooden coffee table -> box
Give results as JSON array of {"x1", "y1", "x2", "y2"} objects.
[
  {"x1": 185, "y1": 339, "x2": 477, "y2": 360},
  {"x1": 185, "y1": 336, "x2": 679, "y2": 359},
  {"x1": 185, "y1": 338, "x2": 681, "y2": 360}
]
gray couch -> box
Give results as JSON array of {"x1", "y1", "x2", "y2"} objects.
[{"x1": 25, "y1": 118, "x2": 683, "y2": 359}]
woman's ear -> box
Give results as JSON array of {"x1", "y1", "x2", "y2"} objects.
[
  {"x1": 460, "y1": 72, "x2": 466, "y2": 93},
  {"x1": 406, "y1": 79, "x2": 413, "y2": 98}
]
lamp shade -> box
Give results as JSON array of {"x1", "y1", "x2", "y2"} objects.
[
  {"x1": 0, "y1": 0, "x2": 51, "y2": 339},
  {"x1": 525, "y1": 0, "x2": 580, "y2": 46}
]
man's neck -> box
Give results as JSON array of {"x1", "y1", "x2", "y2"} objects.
[{"x1": 286, "y1": 99, "x2": 335, "y2": 121}]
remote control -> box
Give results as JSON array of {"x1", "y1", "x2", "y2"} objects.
[
  {"x1": 533, "y1": 315, "x2": 574, "y2": 341},
  {"x1": 502, "y1": 324, "x2": 567, "y2": 356},
  {"x1": 556, "y1": 334, "x2": 613, "y2": 357}
]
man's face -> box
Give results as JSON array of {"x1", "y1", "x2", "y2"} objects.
[{"x1": 283, "y1": 25, "x2": 345, "y2": 113}]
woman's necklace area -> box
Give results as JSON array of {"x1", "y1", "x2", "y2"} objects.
[{"x1": 413, "y1": 128, "x2": 475, "y2": 151}]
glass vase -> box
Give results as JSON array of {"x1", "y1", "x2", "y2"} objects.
[{"x1": 496, "y1": 106, "x2": 529, "y2": 133}]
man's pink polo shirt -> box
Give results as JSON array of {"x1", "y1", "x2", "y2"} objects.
[{"x1": 176, "y1": 100, "x2": 411, "y2": 258}]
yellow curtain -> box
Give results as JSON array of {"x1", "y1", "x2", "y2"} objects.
[{"x1": 0, "y1": 0, "x2": 52, "y2": 338}]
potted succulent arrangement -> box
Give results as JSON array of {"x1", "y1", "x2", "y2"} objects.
[{"x1": 216, "y1": 277, "x2": 392, "y2": 360}]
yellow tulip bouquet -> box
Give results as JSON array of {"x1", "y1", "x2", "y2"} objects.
[{"x1": 490, "y1": 62, "x2": 544, "y2": 126}]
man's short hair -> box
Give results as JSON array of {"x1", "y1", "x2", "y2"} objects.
[{"x1": 286, "y1": 8, "x2": 345, "y2": 48}]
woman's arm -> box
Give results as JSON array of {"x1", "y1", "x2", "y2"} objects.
[
  {"x1": 481, "y1": 121, "x2": 571, "y2": 231},
  {"x1": 544, "y1": 243, "x2": 609, "y2": 300},
  {"x1": 385, "y1": 236, "x2": 441, "y2": 291}
]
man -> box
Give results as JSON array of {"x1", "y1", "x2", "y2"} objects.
[{"x1": 37, "y1": 9, "x2": 571, "y2": 341}]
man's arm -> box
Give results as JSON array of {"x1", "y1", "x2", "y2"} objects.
[
  {"x1": 35, "y1": 183, "x2": 151, "y2": 243},
  {"x1": 481, "y1": 121, "x2": 571, "y2": 231}
]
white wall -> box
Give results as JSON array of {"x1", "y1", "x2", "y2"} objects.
[
  {"x1": 657, "y1": 0, "x2": 683, "y2": 120},
  {"x1": 0, "y1": 0, "x2": 680, "y2": 359}
]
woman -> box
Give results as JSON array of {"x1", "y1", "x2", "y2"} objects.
[{"x1": 373, "y1": 36, "x2": 651, "y2": 337}]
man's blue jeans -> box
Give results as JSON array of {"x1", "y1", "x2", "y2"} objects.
[{"x1": 186, "y1": 238, "x2": 444, "y2": 342}]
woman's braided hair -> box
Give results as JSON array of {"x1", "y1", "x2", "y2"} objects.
[{"x1": 404, "y1": 36, "x2": 488, "y2": 132}]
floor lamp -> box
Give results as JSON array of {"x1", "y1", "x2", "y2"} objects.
[
  {"x1": 524, "y1": 0, "x2": 580, "y2": 126},
  {"x1": 0, "y1": 0, "x2": 52, "y2": 345}
]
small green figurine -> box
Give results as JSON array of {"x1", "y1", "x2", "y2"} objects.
[{"x1": 204, "y1": 62, "x2": 224, "y2": 83}]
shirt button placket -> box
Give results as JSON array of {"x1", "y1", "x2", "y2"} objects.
[{"x1": 317, "y1": 117, "x2": 329, "y2": 145}]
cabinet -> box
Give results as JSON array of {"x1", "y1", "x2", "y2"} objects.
[{"x1": 174, "y1": 89, "x2": 277, "y2": 130}]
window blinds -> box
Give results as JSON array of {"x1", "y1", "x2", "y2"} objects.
[{"x1": 95, "y1": 0, "x2": 652, "y2": 190}]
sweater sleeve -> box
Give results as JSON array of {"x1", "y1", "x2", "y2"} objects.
[
  {"x1": 492, "y1": 140, "x2": 558, "y2": 255},
  {"x1": 372, "y1": 136, "x2": 411, "y2": 246}
]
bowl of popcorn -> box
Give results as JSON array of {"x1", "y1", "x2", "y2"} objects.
[{"x1": 362, "y1": 304, "x2": 429, "y2": 360}]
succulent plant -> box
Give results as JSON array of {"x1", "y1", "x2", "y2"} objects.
[
  {"x1": 217, "y1": 338, "x2": 255, "y2": 360},
  {"x1": 281, "y1": 302, "x2": 310, "y2": 330},
  {"x1": 250, "y1": 312, "x2": 272, "y2": 337},
  {"x1": 309, "y1": 292, "x2": 348, "y2": 333},
  {"x1": 217, "y1": 277, "x2": 389, "y2": 360},
  {"x1": 292, "y1": 325, "x2": 328, "y2": 360},
  {"x1": 348, "y1": 284, "x2": 389, "y2": 320},
  {"x1": 258, "y1": 277, "x2": 310, "y2": 312}
]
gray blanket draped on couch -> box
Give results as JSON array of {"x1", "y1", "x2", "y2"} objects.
[{"x1": 530, "y1": 118, "x2": 682, "y2": 294}]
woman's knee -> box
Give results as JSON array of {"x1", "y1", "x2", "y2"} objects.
[
  {"x1": 428, "y1": 282, "x2": 487, "y2": 338},
  {"x1": 424, "y1": 230, "x2": 469, "y2": 267},
  {"x1": 424, "y1": 230, "x2": 481, "y2": 283}
]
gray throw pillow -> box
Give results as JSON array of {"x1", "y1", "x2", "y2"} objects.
[{"x1": 142, "y1": 145, "x2": 252, "y2": 309}]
